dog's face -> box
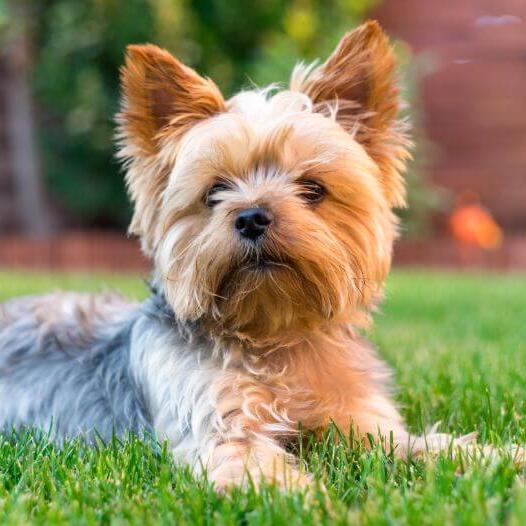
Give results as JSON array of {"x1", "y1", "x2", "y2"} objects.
[{"x1": 117, "y1": 21, "x2": 410, "y2": 341}]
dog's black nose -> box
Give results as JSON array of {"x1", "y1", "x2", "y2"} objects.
[{"x1": 235, "y1": 207, "x2": 272, "y2": 241}]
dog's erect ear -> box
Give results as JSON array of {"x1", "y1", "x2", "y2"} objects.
[
  {"x1": 117, "y1": 44, "x2": 225, "y2": 156},
  {"x1": 291, "y1": 21, "x2": 410, "y2": 207},
  {"x1": 117, "y1": 45, "x2": 225, "y2": 254}
]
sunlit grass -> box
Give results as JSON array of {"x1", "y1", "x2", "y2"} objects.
[{"x1": 1, "y1": 268, "x2": 526, "y2": 524}]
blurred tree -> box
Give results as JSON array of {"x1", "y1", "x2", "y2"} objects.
[
  {"x1": 27, "y1": 0, "x2": 436, "y2": 232},
  {"x1": 1, "y1": 0, "x2": 54, "y2": 235}
]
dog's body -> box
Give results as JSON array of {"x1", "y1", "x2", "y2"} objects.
[
  {"x1": 0, "y1": 21, "x2": 502, "y2": 489},
  {"x1": 0, "y1": 285, "x2": 453, "y2": 487},
  {"x1": 0, "y1": 292, "x2": 150, "y2": 440}
]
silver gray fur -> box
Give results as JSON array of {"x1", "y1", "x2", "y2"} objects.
[{"x1": 0, "y1": 287, "x2": 189, "y2": 442}]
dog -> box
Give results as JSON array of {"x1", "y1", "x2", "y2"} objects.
[{"x1": 0, "y1": 21, "x2": 512, "y2": 491}]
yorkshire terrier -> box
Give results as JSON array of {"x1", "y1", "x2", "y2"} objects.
[{"x1": 0, "y1": 21, "x2": 517, "y2": 490}]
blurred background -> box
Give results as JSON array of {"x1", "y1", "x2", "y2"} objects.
[{"x1": 0, "y1": 0, "x2": 524, "y2": 271}]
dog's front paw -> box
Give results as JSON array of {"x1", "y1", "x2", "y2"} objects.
[
  {"x1": 407, "y1": 427, "x2": 526, "y2": 468},
  {"x1": 465, "y1": 442, "x2": 526, "y2": 468},
  {"x1": 409, "y1": 430, "x2": 478, "y2": 458},
  {"x1": 210, "y1": 462, "x2": 313, "y2": 493}
]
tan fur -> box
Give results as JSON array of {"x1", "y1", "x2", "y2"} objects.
[{"x1": 114, "y1": 22, "x2": 517, "y2": 491}]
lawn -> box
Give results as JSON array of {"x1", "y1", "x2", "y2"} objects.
[{"x1": 0, "y1": 269, "x2": 525, "y2": 525}]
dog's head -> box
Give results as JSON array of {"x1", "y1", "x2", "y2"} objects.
[{"x1": 117, "y1": 21, "x2": 410, "y2": 341}]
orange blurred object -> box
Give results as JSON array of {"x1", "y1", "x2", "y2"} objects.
[{"x1": 450, "y1": 202, "x2": 503, "y2": 250}]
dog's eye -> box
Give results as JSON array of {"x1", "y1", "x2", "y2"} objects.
[
  {"x1": 205, "y1": 182, "x2": 230, "y2": 207},
  {"x1": 299, "y1": 180, "x2": 325, "y2": 204}
]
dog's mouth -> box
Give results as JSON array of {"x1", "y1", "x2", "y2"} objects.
[
  {"x1": 216, "y1": 249, "x2": 296, "y2": 300},
  {"x1": 240, "y1": 250, "x2": 292, "y2": 272}
]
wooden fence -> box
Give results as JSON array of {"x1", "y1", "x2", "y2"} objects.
[{"x1": 1, "y1": 233, "x2": 526, "y2": 271}]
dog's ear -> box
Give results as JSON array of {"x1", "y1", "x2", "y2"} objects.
[
  {"x1": 117, "y1": 44, "x2": 225, "y2": 156},
  {"x1": 117, "y1": 45, "x2": 225, "y2": 253},
  {"x1": 291, "y1": 21, "x2": 410, "y2": 207}
]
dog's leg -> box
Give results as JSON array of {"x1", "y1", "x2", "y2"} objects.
[
  {"x1": 329, "y1": 391, "x2": 476, "y2": 458},
  {"x1": 306, "y1": 337, "x2": 521, "y2": 464},
  {"x1": 204, "y1": 373, "x2": 311, "y2": 491},
  {"x1": 327, "y1": 387, "x2": 526, "y2": 466},
  {"x1": 293, "y1": 339, "x2": 475, "y2": 460},
  {"x1": 136, "y1": 339, "x2": 310, "y2": 491}
]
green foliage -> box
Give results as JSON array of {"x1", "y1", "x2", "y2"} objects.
[
  {"x1": 1, "y1": 269, "x2": 526, "y2": 523},
  {"x1": 29, "y1": 0, "x2": 439, "y2": 231},
  {"x1": 0, "y1": 1, "x2": 7, "y2": 30}
]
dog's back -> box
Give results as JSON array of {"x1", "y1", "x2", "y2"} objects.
[{"x1": 0, "y1": 292, "x2": 152, "y2": 441}]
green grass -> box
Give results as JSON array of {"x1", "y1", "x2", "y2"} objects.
[{"x1": 0, "y1": 268, "x2": 526, "y2": 525}]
